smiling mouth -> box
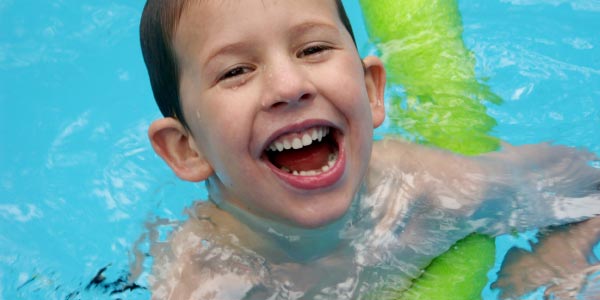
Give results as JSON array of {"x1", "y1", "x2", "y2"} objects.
[{"x1": 263, "y1": 126, "x2": 339, "y2": 176}]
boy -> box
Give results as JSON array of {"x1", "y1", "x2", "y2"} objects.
[{"x1": 139, "y1": 0, "x2": 600, "y2": 299}]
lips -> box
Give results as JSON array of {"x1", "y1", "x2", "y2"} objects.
[{"x1": 261, "y1": 122, "x2": 345, "y2": 190}]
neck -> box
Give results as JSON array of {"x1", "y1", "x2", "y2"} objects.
[{"x1": 207, "y1": 183, "x2": 363, "y2": 262}]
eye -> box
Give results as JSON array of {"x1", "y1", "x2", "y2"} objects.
[
  {"x1": 219, "y1": 66, "x2": 253, "y2": 81},
  {"x1": 298, "y1": 44, "x2": 333, "y2": 58}
]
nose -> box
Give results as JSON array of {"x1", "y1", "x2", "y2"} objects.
[{"x1": 261, "y1": 56, "x2": 316, "y2": 110}]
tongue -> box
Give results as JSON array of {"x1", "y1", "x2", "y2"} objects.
[{"x1": 270, "y1": 142, "x2": 332, "y2": 171}]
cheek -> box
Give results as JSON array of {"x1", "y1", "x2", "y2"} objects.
[
  {"x1": 191, "y1": 92, "x2": 252, "y2": 145},
  {"x1": 195, "y1": 103, "x2": 256, "y2": 175},
  {"x1": 324, "y1": 57, "x2": 369, "y2": 109},
  {"x1": 337, "y1": 78, "x2": 373, "y2": 124}
]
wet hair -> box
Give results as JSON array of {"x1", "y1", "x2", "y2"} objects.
[{"x1": 139, "y1": 0, "x2": 356, "y2": 129}]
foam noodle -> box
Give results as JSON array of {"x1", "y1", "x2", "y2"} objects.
[
  {"x1": 358, "y1": 1, "x2": 500, "y2": 298},
  {"x1": 359, "y1": 0, "x2": 502, "y2": 155}
]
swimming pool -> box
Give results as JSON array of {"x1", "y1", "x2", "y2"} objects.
[{"x1": 1, "y1": 0, "x2": 599, "y2": 299}]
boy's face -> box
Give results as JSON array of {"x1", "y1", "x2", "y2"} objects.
[{"x1": 170, "y1": 0, "x2": 385, "y2": 228}]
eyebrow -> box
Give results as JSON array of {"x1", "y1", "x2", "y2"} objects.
[
  {"x1": 288, "y1": 21, "x2": 340, "y2": 39},
  {"x1": 204, "y1": 41, "x2": 252, "y2": 65},
  {"x1": 204, "y1": 21, "x2": 340, "y2": 64}
]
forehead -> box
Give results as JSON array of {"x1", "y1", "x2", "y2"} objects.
[
  {"x1": 173, "y1": 0, "x2": 343, "y2": 62},
  {"x1": 178, "y1": 0, "x2": 340, "y2": 27}
]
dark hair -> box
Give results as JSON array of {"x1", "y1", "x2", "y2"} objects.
[{"x1": 139, "y1": 0, "x2": 356, "y2": 129}]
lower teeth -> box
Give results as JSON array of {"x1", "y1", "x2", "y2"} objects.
[{"x1": 284, "y1": 151, "x2": 338, "y2": 176}]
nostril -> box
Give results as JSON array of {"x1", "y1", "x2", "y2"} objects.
[
  {"x1": 299, "y1": 92, "x2": 313, "y2": 102},
  {"x1": 266, "y1": 92, "x2": 314, "y2": 110},
  {"x1": 270, "y1": 100, "x2": 288, "y2": 110}
]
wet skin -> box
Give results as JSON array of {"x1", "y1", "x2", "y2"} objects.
[{"x1": 149, "y1": 0, "x2": 386, "y2": 228}]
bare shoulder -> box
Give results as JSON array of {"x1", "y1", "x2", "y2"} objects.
[
  {"x1": 370, "y1": 138, "x2": 415, "y2": 167},
  {"x1": 150, "y1": 202, "x2": 262, "y2": 300},
  {"x1": 368, "y1": 137, "x2": 490, "y2": 211},
  {"x1": 370, "y1": 137, "x2": 484, "y2": 178}
]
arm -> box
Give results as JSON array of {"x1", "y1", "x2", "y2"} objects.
[
  {"x1": 368, "y1": 138, "x2": 600, "y2": 298},
  {"x1": 369, "y1": 138, "x2": 600, "y2": 236},
  {"x1": 493, "y1": 217, "x2": 600, "y2": 299},
  {"x1": 472, "y1": 142, "x2": 600, "y2": 235}
]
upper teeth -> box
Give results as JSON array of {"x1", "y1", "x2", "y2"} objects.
[{"x1": 267, "y1": 127, "x2": 330, "y2": 152}]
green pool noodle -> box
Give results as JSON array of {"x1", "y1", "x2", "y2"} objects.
[
  {"x1": 359, "y1": 0, "x2": 502, "y2": 155},
  {"x1": 405, "y1": 234, "x2": 495, "y2": 300},
  {"x1": 365, "y1": 234, "x2": 496, "y2": 300},
  {"x1": 358, "y1": 0, "x2": 502, "y2": 299}
]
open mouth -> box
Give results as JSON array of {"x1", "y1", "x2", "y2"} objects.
[
  {"x1": 265, "y1": 126, "x2": 338, "y2": 175},
  {"x1": 262, "y1": 125, "x2": 344, "y2": 189}
]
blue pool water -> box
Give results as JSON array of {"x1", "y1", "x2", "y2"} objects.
[{"x1": 1, "y1": 0, "x2": 599, "y2": 299}]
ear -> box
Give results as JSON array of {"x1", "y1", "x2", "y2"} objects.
[
  {"x1": 148, "y1": 118, "x2": 213, "y2": 182},
  {"x1": 362, "y1": 56, "x2": 386, "y2": 128}
]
